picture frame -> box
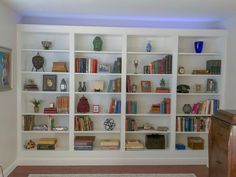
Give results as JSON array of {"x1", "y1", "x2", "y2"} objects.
[
  {"x1": 141, "y1": 81, "x2": 151, "y2": 92},
  {"x1": 92, "y1": 105, "x2": 100, "y2": 113},
  {"x1": 98, "y1": 64, "x2": 111, "y2": 73},
  {"x1": 43, "y1": 75, "x2": 57, "y2": 91},
  {"x1": 0, "y1": 47, "x2": 12, "y2": 91}
]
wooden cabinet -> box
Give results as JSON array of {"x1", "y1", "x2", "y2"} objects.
[{"x1": 209, "y1": 110, "x2": 236, "y2": 177}]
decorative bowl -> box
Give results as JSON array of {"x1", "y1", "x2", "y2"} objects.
[{"x1": 41, "y1": 41, "x2": 52, "y2": 50}]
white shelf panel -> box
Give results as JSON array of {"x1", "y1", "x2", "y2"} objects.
[
  {"x1": 22, "y1": 113, "x2": 69, "y2": 116},
  {"x1": 178, "y1": 52, "x2": 220, "y2": 56},
  {"x1": 75, "y1": 92, "x2": 121, "y2": 95},
  {"x1": 126, "y1": 130, "x2": 170, "y2": 134},
  {"x1": 75, "y1": 50, "x2": 122, "y2": 54},
  {"x1": 127, "y1": 73, "x2": 172, "y2": 77},
  {"x1": 74, "y1": 113, "x2": 121, "y2": 116},
  {"x1": 126, "y1": 114, "x2": 171, "y2": 117},
  {"x1": 22, "y1": 71, "x2": 70, "y2": 75},
  {"x1": 74, "y1": 130, "x2": 120, "y2": 134},
  {"x1": 176, "y1": 114, "x2": 211, "y2": 117},
  {"x1": 177, "y1": 74, "x2": 221, "y2": 77},
  {"x1": 176, "y1": 131, "x2": 208, "y2": 134},
  {"x1": 127, "y1": 51, "x2": 172, "y2": 55},
  {"x1": 75, "y1": 73, "x2": 121, "y2": 76},
  {"x1": 22, "y1": 131, "x2": 69, "y2": 134},
  {"x1": 21, "y1": 49, "x2": 69, "y2": 53},
  {"x1": 23, "y1": 147, "x2": 69, "y2": 152},
  {"x1": 22, "y1": 91, "x2": 69, "y2": 94},
  {"x1": 127, "y1": 92, "x2": 171, "y2": 96},
  {"x1": 177, "y1": 93, "x2": 220, "y2": 96}
]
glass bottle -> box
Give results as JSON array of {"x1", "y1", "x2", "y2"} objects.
[
  {"x1": 78, "y1": 81, "x2": 83, "y2": 92},
  {"x1": 82, "y1": 81, "x2": 86, "y2": 92}
]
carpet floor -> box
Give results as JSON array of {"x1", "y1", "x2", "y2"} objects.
[{"x1": 28, "y1": 174, "x2": 196, "y2": 177}]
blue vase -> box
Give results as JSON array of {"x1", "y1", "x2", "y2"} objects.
[{"x1": 194, "y1": 41, "x2": 204, "y2": 53}]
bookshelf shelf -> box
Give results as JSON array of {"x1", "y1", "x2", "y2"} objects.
[
  {"x1": 22, "y1": 131, "x2": 70, "y2": 134},
  {"x1": 21, "y1": 49, "x2": 69, "y2": 53},
  {"x1": 127, "y1": 51, "x2": 172, "y2": 55},
  {"x1": 22, "y1": 71, "x2": 70, "y2": 75},
  {"x1": 74, "y1": 130, "x2": 120, "y2": 134},
  {"x1": 17, "y1": 25, "x2": 226, "y2": 164},
  {"x1": 75, "y1": 92, "x2": 121, "y2": 95},
  {"x1": 177, "y1": 74, "x2": 221, "y2": 77},
  {"x1": 126, "y1": 114, "x2": 171, "y2": 117},
  {"x1": 178, "y1": 52, "x2": 220, "y2": 56},
  {"x1": 126, "y1": 131, "x2": 170, "y2": 134},
  {"x1": 75, "y1": 50, "x2": 122, "y2": 54},
  {"x1": 22, "y1": 91, "x2": 70, "y2": 94}
]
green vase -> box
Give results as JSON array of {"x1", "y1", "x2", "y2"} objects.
[{"x1": 93, "y1": 36, "x2": 103, "y2": 51}]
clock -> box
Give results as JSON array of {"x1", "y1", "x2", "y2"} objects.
[
  {"x1": 178, "y1": 66, "x2": 185, "y2": 74},
  {"x1": 183, "y1": 104, "x2": 192, "y2": 114}
]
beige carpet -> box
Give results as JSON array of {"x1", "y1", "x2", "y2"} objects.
[{"x1": 28, "y1": 174, "x2": 196, "y2": 177}]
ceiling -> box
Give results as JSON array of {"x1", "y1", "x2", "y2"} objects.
[{"x1": 2, "y1": 0, "x2": 236, "y2": 24}]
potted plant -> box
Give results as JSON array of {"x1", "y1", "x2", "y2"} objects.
[{"x1": 31, "y1": 98, "x2": 42, "y2": 113}]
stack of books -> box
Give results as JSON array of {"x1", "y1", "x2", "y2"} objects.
[
  {"x1": 75, "y1": 58, "x2": 98, "y2": 73},
  {"x1": 125, "y1": 139, "x2": 145, "y2": 150},
  {"x1": 56, "y1": 96, "x2": 69, "y2": 113},
  {"x1": 126, "y1": 101, "x2": 138, "y2": 114},
  {"x1": 108, "y1": 98, "x2": 121, "y2": 113},
  {"x1": 74, "y1": 116, "x2": 94, "y2": 131},
  {"x1": 107, "y1": 78, "x2": 121, "y2": 92},
  {"x1": 99, "y1": 139, "x2": 120, "y2": 150},
  {"x1": 24, "y1": 80, "x2": 39, "y2": 91},
  {"x1": 74, "y1": 136, "x2": 95, "y2": 150},
  {"x1": 44, "y1": 107, "x2": 57, "y2": 114},
  {"x1": 37, "y1": 138, "x2": 57, "y2": 150},
  {"x1": 112, "y1": 57, "x2": 122, "y2": 73}
]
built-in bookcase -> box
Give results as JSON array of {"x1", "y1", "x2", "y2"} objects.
[{"x1": 17, "y1": 25, "x2": 226, "y2": 165}]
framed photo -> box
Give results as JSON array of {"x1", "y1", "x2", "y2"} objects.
[
  {"x1": 93, "y1": 105, "x2": 100, "y2": 113},
  {"x1": 98, "y1": 64, "x2": 111, "y2": 73},
  {"x1": 43, "y1": 75, "x2": 57, "y2": 91},
  {"x1": 141, "y1": 81, "x2": 151, "y2": 92},
  {"x1": 0, "y1": 47, "x2": 12, "y2": 91}
]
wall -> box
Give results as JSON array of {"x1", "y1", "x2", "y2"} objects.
[
  {"x1": 0, "y1": 1, "x2": 18, "y2": 173},
  {"x1": 222, "y1": 17, "x2": 236, "y2": 109}
]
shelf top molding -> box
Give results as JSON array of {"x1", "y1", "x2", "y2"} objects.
[
  {"x1": 176, "y1": 114, "x2": 212, "y2": 117},
  {"x1": 22, "y1": 71, "x2": 70, "y2": 75},
  {"x1": 177, "y1": 74, "x2": 221, "y2": 77},
  {"x1": 177, "y1": 93, "x2": 220, "y2": 96},
  {"x1": 22, "y1": 91, "x2": 70, "y2": 94}
]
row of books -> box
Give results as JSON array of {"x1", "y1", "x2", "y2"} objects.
[
  {"x1": 107, "y1": 78, "x2": 121, "y2": 92},
  {"x1": 74, "y1": 116, "x2": 94, "y2": 131},
  {"x1": 108, "y1": 99, "x2": 121, "y2": 113},
  {"x1": 151, "y1": 98, "x2": 171, "y2": 114},
  {"x1": 74, "y1": 136, "x2": 95, "y2": 150},
  {"x1": 126, "y1": 101, "x2": 138, "y2": 114},
  {"x1": 125, "y1": 139, "x2": 145, "y2": 150},
  {"x1": 176, "y1": 116, "x2": 209, "y2": 132},
  {"x1": 143, "y1": 55, "x2": 172, "y2": 74},
  {"x1": 125, "y1": 118, "x2": 137, "y2": 131},
  {"x1": 206, "y1": 60, "x2": 221, "y2": 74},
  {"x1": 100, "y1": 139, "x2": 120, "y2": 150},
  {"x1": 75, "y1": 58, "x2": 98, "y2": 73},
  {"x1": 56, "y1": 96, "x2": 69, "y2": 113},
  {"x1": 37, "y1": 138, "x2": 57, "y2": 150},
  {"x1": 191, "y1": 99, "x2": 219, "y2": 115}
]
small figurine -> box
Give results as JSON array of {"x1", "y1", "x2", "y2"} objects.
[
  {"x1": 93, "y1": 36, "x2": 103, "y2": 51},
  {"x1": 146, "y1": 40, "x2": 152, "y2": 52},
  {"x1": 24, "y1": 139, "x2": 36, "y2": 149}
]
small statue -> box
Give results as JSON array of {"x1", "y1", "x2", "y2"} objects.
[
  {"x1": 160, "y1": 78, "x2": 166, "y2": 88},
  {"x1": 146, "y1": 40, "x2": 152, "y2": 52},
  {"x1": 93, "y1": 36, "x2": 103, "y2": 51}
]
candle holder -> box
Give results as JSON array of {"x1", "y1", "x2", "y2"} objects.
[{"x1": 134, "y1": 59, "x2": 139, "y2": 74}]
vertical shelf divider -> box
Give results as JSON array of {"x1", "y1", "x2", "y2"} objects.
[
  {"x1": 69, "y1": 32, "x2": 75, "y2": 151},
  {"x1": 120, "y1": 34, "x2": 127, "y2": 151}
]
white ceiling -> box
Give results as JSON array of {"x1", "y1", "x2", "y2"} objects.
[{"x1": 2, "y1": 0, "x2": 236, "y2": 23}]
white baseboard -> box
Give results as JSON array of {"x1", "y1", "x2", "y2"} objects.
[
  {"x1": 17, "y1": 157, "x2": 208, "y2": 166},
  {"x1": 1, "y1": 161, "x2": 18, "y2": 177}
]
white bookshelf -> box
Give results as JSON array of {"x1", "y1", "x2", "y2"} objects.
[{"x1": 17, "y1": 25, "x2": 226, "y2": 165}]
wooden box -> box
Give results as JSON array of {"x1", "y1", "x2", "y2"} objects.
[
  {"x1": 187, "y1": 137, "x2": 204, "y2": 150},
  {"x1": 52, "y1": 62, "x2": 67, "y2": 72},
  {"x1": 145, "y1": 134, "x2": 165, "y2": 149}
]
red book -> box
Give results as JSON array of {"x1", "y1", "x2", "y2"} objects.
[{"x1": 92, "y1": 59, "x2": 98, "y2": 73}]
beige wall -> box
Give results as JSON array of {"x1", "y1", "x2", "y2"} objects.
[
  {"x1": 222, "y1": 17, "x2": 236, "y2": 109},
  {"x1": 0, "y1": 1, "x2": 18, "y2": 171}
]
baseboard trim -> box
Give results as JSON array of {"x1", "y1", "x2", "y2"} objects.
[
  {"x1": 17, "y1": 157, "x2": 207, "y2": 166},
  {"x1": 1, "y1": 161, "x2": 17, "y2": 177}
]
